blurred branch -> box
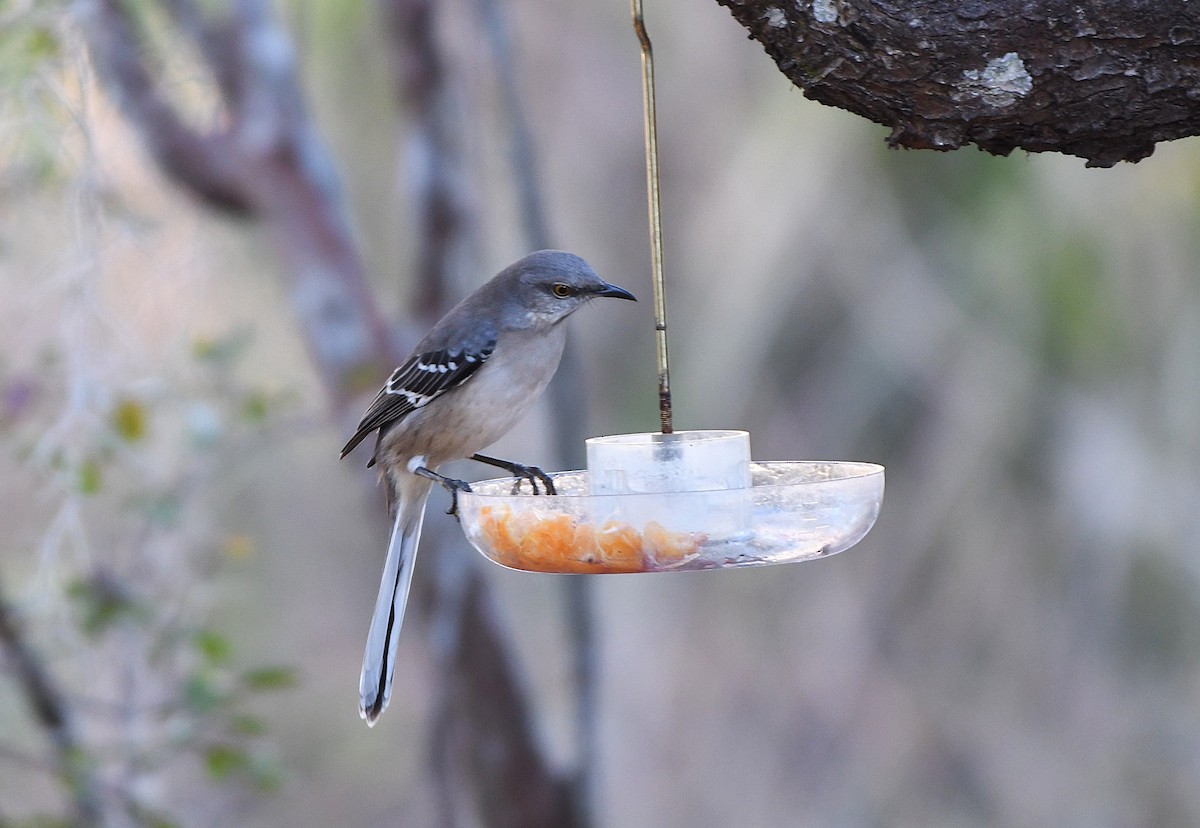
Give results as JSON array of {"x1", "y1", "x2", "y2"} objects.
[
  {"x1": 717, "y1": 0, "x2": 1200, "y2": 167},
  {"x1": 83, "y1": 0, "x2": 252, "y2": 214},
  {"x1": 0, "y1": 580, "x2": 103, "y2": 827},
  {"x1": 438, "y1": 574, "x2": 579, "y2": 826},
  {"x1": 383, "y1": 0, "x2": 479, "y2": 323},
  {"x1": 81, "y1": 0, "x2": 395, "y2": 408},
  {"x1": 471, "y1": 0, "x2": 550, "y2": 251}
]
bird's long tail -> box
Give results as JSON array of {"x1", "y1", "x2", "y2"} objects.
[{"x1": 359, "y1": 483, "x2": 431, "y2": 725}]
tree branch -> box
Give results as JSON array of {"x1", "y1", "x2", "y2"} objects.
[
  {"x1": 81, "y1": 0, "x2": 396, "y2": 407},
  {"x1": 0, "y1": 580, "x2": 103, "y2": 827},
  {"x1": 84, "y1": 0, "x2": 253, "y2": 213},
  {"x1": 440, "y1": 575, "x2": 580, "y2": 827},
  {"x1": 717, "y1": 0, "x2": 1200, "y2": 167},
  {"x1": 382, "y1": 0, "x2": 480, "y2": 323}
]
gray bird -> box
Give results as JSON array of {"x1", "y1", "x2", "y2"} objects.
[{"x1": 341, "y1": 249, "x2": 636, "y2": 725}]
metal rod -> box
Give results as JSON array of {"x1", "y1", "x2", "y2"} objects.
[{"x1": 631, "y1": 0, "x2": 673, "y2": 435}]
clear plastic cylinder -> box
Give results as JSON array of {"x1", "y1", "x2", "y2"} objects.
[
  {"x1": 586, "y1": 430, "x2": 752, "y2": 536},
  {"x1": 586, "y1": 430, "x2": 751, "y2": 494}
]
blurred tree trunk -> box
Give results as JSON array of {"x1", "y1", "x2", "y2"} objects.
[
  {"x1": 379, "y1": 0, "x2": 588, "y2": 824},
  {"x1": 81, "y1": 1, "x2": 583, "y2": 825},
  {"x1": 717, "y1": 0, "x2": 1200, "y2": 167},
  {"x1": 466, "y1": 0, "x2": 601, "y2": 815}
]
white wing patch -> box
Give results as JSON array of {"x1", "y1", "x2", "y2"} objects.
[
  {"x1": 389, "y1": 388, "x2": 435, "y2": 407},
  {"x1": 341, "y1": 338, "x2": 496, "y2": 463},
  {"x1": 382, "y1": 344, "x2": 495, "y2": 410},
  {"x1": 410, "y1": 359, "x2": 460, "y2": 376}
]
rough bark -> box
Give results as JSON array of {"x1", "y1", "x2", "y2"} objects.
[{"x1": 717, "y1": 0, "x2": 1200, "y2": 167}]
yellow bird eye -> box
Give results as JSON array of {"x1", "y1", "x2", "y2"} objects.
[{"x1": 552, "y1": 283, "x2": 573, "y2": 298}]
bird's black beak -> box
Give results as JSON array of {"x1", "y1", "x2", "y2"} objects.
[{"x1": 595, "y1": 282, "x2": 637, "y2": 301}]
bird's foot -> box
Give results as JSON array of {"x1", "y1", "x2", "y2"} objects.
[
  {"x1": 441, "y1": 478, "x2": 473, "y2": 518},
  {"x1": 507, "y1": 463, "x2": 557, "y2": 496},
  {"x1": 413, "y1": 467, "x2": 474, "y2": 519},
  {"x1": 471, "y1": 454, "x2": 557, "y2": 496}
]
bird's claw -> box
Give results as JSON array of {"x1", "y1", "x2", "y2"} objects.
[
  {"x1": 508, "y1": 463, "x2": 557, "y2": 496},
  {"x1": 470, "y1": 453, "x2": 556, "y2": 496},
  {"x1": 441, "y1": 478, "x2": 473, "y2": 519}
]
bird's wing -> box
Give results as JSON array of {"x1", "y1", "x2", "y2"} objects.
[{"x1": 340, "y1": 337, "x2": 497, "y2": 462}]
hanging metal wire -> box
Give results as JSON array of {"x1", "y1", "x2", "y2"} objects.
[{"x1": 631, "y1": 0, "x2": 673, "y2": 435}]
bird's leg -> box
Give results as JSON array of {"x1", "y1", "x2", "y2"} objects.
[
  {"x1": 413, "y1": 466, "x2": 474, "y2": 518},
  {"x1": 471, "y1": 454, "x2": 557, "y2": 496}
]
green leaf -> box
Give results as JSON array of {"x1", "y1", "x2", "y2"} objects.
[
  {"x1": 78, "y1": 458, "x2": 102, "y2": 494},
  {"x1": 204, "y1": 744, "x2": 248, "y2": 780},
  {"x1": 194, "y1": 630, "x2": 233, "y2": 666},
  {"x1": 111, "y1": 397, "x2": 149, "y2": 442},
  {"x1": 240, "y1": 391, "x2": 269, "y2": 423},
  {"x1": 241, "y1": 666, "x2": 298, "y2": 692},
  {"x1": 0, "y1": 25, "x2": 59, "y2": 82}
]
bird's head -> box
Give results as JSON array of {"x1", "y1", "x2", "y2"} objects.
[{"x1": 503, "y1": 249, "x2": 636, "y2": 326}]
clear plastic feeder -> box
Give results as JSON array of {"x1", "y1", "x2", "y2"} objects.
[
  {"x1": 586, "y1": 430, "x2": 752, "y2": 539},
  {"x1": 587, "y1": 430, "x2": 752, "y2": 494},
  {"x1": 457, "y1": 430, "x2": 883, "y2": 574}
]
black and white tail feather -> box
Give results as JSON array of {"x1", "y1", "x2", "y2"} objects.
[
  {"x1": 343, "y1": 343, "x2": 493, "y2": 725},
  {"x1": 358, "y1": 478, "x2": 431, "y2": 725}
]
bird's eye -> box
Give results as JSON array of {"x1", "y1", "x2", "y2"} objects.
[{"x1": 552, "y1": 283, "x2": 573, "y2": 298}]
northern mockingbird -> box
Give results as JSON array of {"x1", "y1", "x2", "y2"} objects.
[{"x1": 341, "y1": 249, "x2": 636, "y2": 724}]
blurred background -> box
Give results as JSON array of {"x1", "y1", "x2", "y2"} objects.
[{"x1": 4, "y1": 0, "x2": 1200, "y2": 826}]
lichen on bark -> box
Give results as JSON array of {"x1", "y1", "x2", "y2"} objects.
[{"x1": 716, "y1": 0, "x2": 1200, "y2": 167}]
